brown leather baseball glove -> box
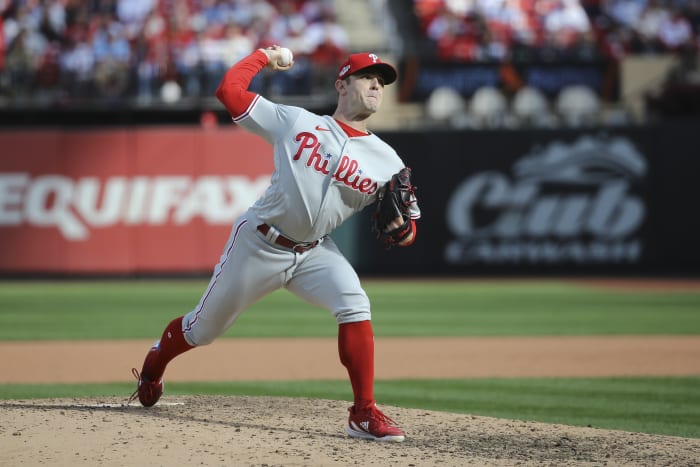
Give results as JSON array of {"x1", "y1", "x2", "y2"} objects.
[{"x1": 372, "y1": 167, "x2": 416, "y2": 247}]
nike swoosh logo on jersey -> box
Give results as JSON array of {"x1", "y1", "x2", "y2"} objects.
[{"x1": 315, "y1": 125, "x2": 331, "y2": 131}]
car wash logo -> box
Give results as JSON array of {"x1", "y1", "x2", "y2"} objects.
[{"x1": 445, "y1": 135, "x2": 647, "y2": 265}]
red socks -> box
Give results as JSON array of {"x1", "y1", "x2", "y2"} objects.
[
  {"x1": 338, "y1": 320, "x2": 375, "y2": 409},
  {"x1": 142, "y1": 316, "x2": 377, "y2": 409},
  {"x1": 141, "y1": 316, "x2": 194, "y2": 381}
]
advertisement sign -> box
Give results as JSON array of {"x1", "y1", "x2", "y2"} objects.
[
  {"x1": 2, "y1": 124, "x2": 699, "y2": 276},
  {"x1": 362, "y1": 125, "x2": 700, "y2": 276},
  {"x1": 399, "y1": 60, "x2": 615, "y2": 101},
  {"x1": 0, "y1": 128, "x2": 272, "y2": 273},
  {"x1": 444, "y1": 135, "x2": 647, "y2": 266}
]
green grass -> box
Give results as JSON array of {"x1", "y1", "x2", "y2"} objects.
[
  {"x1": 1, "y1": 377, "x2": 698, "y2": 438},
  {"x1": 0, "y1": 280, "x2": 699, "y2": 340},
  {"x1": 1, "y1": 279, "x2": 698, "y2": 439}
]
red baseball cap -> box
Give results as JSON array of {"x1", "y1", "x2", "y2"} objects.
[{"x1": 337, "y1": 53, "x2": 398, "y2": 85}]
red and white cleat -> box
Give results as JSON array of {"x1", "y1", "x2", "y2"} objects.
[
  {"x1": 128, "y1": 368, "x2": 163, "y2": 407},
  {"x1": 346, "y1": 402, "x2": 405, "y2": 442}
]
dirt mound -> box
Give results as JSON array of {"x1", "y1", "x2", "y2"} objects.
[{"x1": 2, "y1": 396, "x2": 699, "y2": 466}]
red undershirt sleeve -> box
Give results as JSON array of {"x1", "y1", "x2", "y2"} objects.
[{"x1": 215, "y1": 50, "x2": 269, "y2": 118}]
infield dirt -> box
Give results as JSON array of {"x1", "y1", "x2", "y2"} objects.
[
  {"x1": 3, "y1": 394, "x2": 700, "y2": 466},
  {"x1": 2, "y1": 334, "x2": 700, "y2": 466}
]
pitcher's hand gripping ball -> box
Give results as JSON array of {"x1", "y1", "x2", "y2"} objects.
[
  {"x1": 372, "y1": 167, "x2": 416, "y2": 247},
  {"x1": 278, "y1": 47, "x2": 293, "y2": 66}
]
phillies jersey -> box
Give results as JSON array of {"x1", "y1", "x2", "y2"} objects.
[{"x1": 233, "y1": 95, "x2": 421, "y2": 243}]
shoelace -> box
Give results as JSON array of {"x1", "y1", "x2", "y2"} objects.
[
  {"x1": 366, "y1": 405, "x2": 399, "y2": 427},
  {"x1": 127, "y1": 368, "x2": 142, "y2": 406}
]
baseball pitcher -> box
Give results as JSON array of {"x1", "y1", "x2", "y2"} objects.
[{"x1": 130, "y1": 45, "x2": 421, "y2": 442}]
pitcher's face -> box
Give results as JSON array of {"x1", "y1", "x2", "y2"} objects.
[{"x1": 340, "y1": 73, "x2": 385, "y2": 119}]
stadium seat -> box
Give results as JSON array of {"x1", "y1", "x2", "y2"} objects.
[
  {"x1": 556, "y1": 84, "x2": 601, "y2": 127},
  {"x1": 512, "y1": 86, "x2": 555, "y2": 128},
  {"x1": 469, "y1": 86, "x2": 508, "y2": 128},
  {"x1": 425, "y1": 85, "x2": 466, "y2": 123}
]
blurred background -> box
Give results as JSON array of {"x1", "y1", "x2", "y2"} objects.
[{"x1": 1, "y1": 0, "x2": 699, "y2": 277}]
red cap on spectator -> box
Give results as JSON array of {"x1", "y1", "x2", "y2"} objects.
[{"x1": 337, "y1": 53, "x2": 398, "y2": 85}]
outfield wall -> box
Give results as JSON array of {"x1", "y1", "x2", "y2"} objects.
[
  {"x1": 1, "y1": 124, "x2": 698, "y2": 276},
  {"x1": 359, "y1": 123, "x2": 700, "y2": 276},
  {"x1": 0, "y1": 128, "x2": 272, "y2": 274}
]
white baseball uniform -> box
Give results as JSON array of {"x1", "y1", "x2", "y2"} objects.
[{"x1": 182, "y1": 51, "x2": 420, "y2": 346}]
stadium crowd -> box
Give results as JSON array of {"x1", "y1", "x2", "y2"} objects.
[
  {"x1": 413, "y1": 0, "x2": 699, "y2": 62},
  {"x1": 1, "y1": 0, "x2": 698, "y2": 106},
  {"x1": 0, "y1": 0, "x2": 349, "y2": 103}
]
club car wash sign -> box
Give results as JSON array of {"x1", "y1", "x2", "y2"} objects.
[{"x1": 444, "y1": 135, "x2": 647, "y2": 265}]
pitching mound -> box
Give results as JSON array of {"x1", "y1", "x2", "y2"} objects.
[{"x1": 3, "y1": 396, "x2": 698, "y2": 466}]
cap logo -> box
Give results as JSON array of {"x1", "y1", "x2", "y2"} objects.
[
  {"x1": 369, "y1": 53, "x2": 379, "y2": 63},
  {"x1": 339, "y1": 64, "x2": 350, "y2": 77}
]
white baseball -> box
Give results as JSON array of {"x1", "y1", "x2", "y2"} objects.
[{"x1": 278, "y1": 48, "x2": 293, "y2": 66}]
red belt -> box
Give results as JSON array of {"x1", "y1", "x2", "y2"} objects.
[{"x1": 257, "y1": 224, "x2": 320, "y2": 253}]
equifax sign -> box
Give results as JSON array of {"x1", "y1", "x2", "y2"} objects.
[
  {"x1": 0, "y1": 174, "x2": 270, "y2": 241},
  {"x1": 0, "y1": 127, "x2": 273, "y2": 273}
]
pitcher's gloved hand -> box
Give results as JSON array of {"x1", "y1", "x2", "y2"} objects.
[{"x1": 372, "y1": 167, "x2": 416, "y2": 247}]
